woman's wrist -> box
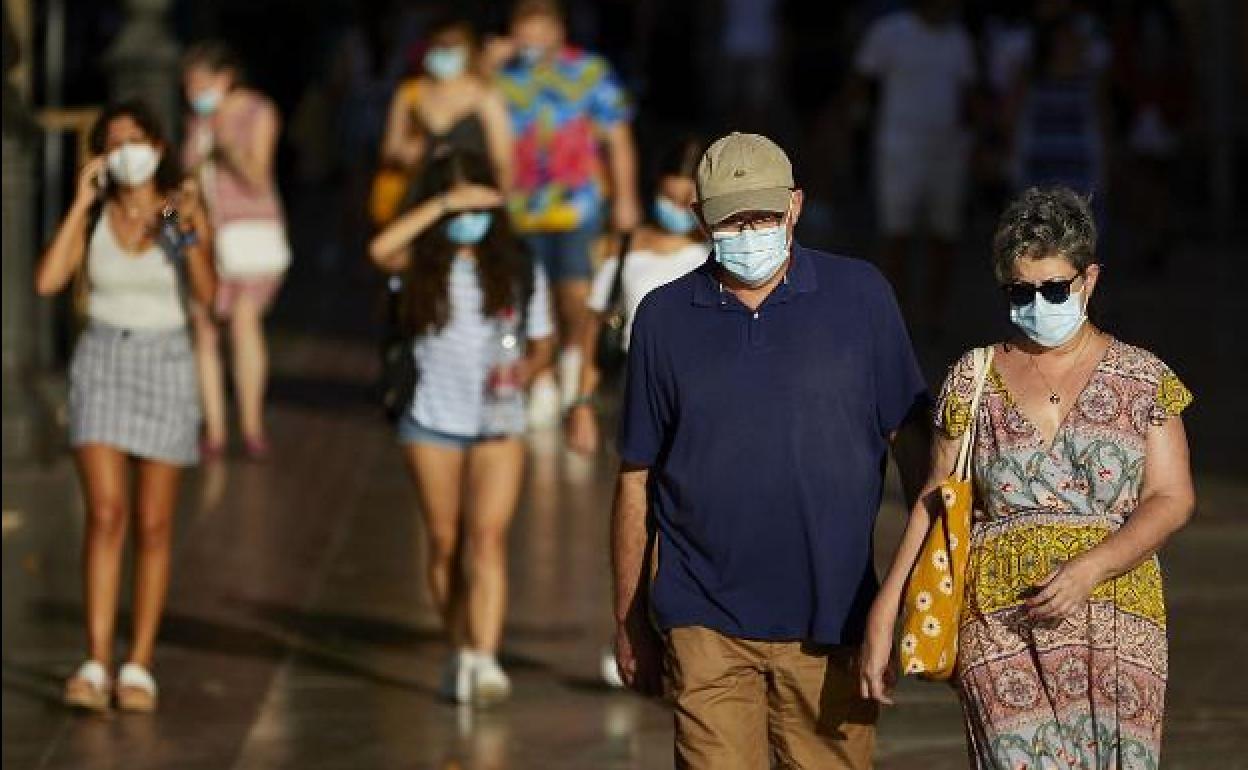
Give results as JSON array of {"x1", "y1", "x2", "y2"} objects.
[{"x1": 567, "y1": 394, "x2": 595, "y2": 412}]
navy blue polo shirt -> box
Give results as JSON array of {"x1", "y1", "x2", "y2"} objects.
[{"x1": 618, "y1": 245, "x2": 929, "y2": 645}]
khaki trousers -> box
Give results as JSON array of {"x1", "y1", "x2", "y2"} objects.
[{"x1": 666, "y1": 625, "x2": 878, "y2": 770}]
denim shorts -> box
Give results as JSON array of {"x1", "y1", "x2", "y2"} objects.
[
  {"x1": 397, "y1": 416, "x2": 496, "y2": 449},
  {"x1": 524, "y1": 220, "x2": 601, "y2": 283}
]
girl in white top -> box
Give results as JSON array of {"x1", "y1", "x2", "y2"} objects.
[
  {"x1": 369, "y1": 149, "x2": 553, "y2": 706},
  {"x1": 565, "y1": 137, "x2": 707, "y2": 455},
  {"x1": 34, "y1": 101, "x2": 216, "y2": 713}
]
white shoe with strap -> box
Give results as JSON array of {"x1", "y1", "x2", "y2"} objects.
[
  {"x1": 64, "y1": 660, "x2": 111, "y2": 712},
  {"x1": 116, "y1": 662, "x2": 158, "y2": 713}
]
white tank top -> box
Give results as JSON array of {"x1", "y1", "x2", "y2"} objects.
[{"x1": 86, "y1": 213, "x2": 186, "y2": 330}]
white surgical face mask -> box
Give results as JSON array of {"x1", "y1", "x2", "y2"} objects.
[
  {"x1": 191, "y1": 88, "x2": 224, "y2": 115},
  {"x1": 1009, "y1": 290, "x2": 1088, "y2": 348},
  {"x1": 107, "y1": 142, "x2": 161, "y2": 187},
  {"x1": 711, "y1": 209, "x2": 792, "y2": 287},
  {"x1": 424, "y1": 46, "x2": 468, "y2": 80}
]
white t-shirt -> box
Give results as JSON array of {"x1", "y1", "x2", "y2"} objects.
[
  {"x1": 855, "y1": 11, "x2": 975, "y2": 141},
  {"x1": 588, "y1": 242, "x2": 708, "y2": 352}
]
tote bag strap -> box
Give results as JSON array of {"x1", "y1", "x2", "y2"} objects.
[{"x1": 952, "y1": 345, "x2": 996, "y2": 483}]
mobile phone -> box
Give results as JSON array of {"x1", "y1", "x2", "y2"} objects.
[{"x1": 94, "y1": 168, "x2": 109, "y2": 191}]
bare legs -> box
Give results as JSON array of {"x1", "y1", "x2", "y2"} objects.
[
  {"x1": 190, "y1": 296, "x2": 271, "y2": 448},
  {"x1": 128, "y1": 460, "x2": 180, "y2": 667},
  {"x1": 191, "y1": 306, "x2": 227, "y2": 448},
  {"x1": 402, "y1": 438, "x2": 525, "y2": 654},
  {"x1": 77, "y1": 445, "x2": 129, "y2": 665},
  {"x1": 462, "y1": 439, "x2": 525, "y2": 654},
  {"x1": 230, "y1": 296, "x2": 269, "y2": 443},
  {"x1": 552, "y1": 279, "x2": 591, "y2": 407},
  {"x1": 404, "y1": 442, "x2": 470, "y2": 647},
  {"x1": 74, "y1": 445, "x2": 181, "y2": 668}
]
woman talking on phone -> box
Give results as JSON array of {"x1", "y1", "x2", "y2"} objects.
[{"x1": 35, "y1": 101, "x2": 216, "y2": 713}]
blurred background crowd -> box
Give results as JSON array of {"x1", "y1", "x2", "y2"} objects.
[{"x1": 3, "y1": 0, "x2": 1243, "y2": 392}]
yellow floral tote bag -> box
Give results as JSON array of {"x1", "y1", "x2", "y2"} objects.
[{"x1": 899, "y1": 345, "x2": 993, "y2": 681}]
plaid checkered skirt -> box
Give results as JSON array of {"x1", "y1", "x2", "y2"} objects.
[{"x1": 68, "y1": 323, "x2": 201, "y2": 465}]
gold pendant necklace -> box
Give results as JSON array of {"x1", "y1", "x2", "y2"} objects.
[{"x1": 1025, "y1": 330, "x2": 1093, "y2": 405}]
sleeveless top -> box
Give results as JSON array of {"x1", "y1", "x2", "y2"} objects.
[
  {"x1": 86, "y1": 214, "x2": 185, "y2": 330},
  {"x1": 184, "y1": 89, "x2": 284, "y2": 227}
]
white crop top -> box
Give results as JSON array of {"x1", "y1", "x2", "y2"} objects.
[{"x1": 86, "y1": 215, "x2": 186, "y2": 330}]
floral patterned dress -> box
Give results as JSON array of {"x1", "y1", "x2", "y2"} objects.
[{"x1": 935, "y1": 337, "x2": 1193, "y2": 770}]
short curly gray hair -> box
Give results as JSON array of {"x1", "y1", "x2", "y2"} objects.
[{"x1": 991, "y1": 187, "x2": 1097, "y2": 284}]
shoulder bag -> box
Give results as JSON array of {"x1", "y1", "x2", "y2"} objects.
[{"x1": 899, "y1": 345, "x2": 994, "y2": 682}]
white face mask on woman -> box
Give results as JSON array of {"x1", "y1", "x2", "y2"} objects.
[{"x1": 107, "y1": 142, "x2": 161, "y2": 187}]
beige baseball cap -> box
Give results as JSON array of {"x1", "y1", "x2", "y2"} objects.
[{"x1": 695, "y1": 132, "x2": 794, "y2": 226}]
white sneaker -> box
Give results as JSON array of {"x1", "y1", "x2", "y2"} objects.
[
  {"x1": 526, "y1": 372, "x2": 560, "y2": 429},
  {"x1": 439, "y1": 649, "x2": 474, "y2": 705},
  {"x1": 471, "y1": 654, "x2": 512, "y2": 706},
  {"x1": 600, "y1": 647, "x2": 625, "y2": 689}
]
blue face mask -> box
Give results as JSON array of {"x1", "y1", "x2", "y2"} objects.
[
  {"x1": 712, "y1": 218, "x2": 790, "y2": 287},
  {"x1": 446, "y1": 211, "x2": 494, "y2": 245},
  {"x1": 653, "y1": 196, "x2": 696, "y2": 234},
  {"x1": 517, "y1": 45, "x2": 546, "y2": 67},
  {"x1": 1009, "y1": 290, "x2": 1087, "y2": 347},
  {"x1": 424, "y1": 46, "x2": 467, "y2": 80},
  {"x1": 190, "y1": 89, "x2": 223, "y2": 115}
]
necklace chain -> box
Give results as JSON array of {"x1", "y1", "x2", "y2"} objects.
[{"x1": 1024, "y1": 329, "x2": 1094, "y2": 405}]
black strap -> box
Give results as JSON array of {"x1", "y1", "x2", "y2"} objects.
[{"x1": 604, "y1": 231, "x2": 633, "y2": 315}]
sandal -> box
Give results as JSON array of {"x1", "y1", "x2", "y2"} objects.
[
  {"x1": 242, "y1": 435, "x2": 271, "y2": 462},
  {"x1": 116, "y1": 662, "x2": 158, "y2": 713},
  {"x1": 64, "y1": 660, "x2": 111, "y2": 712}
]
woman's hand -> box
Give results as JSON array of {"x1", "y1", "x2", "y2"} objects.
[
  {"x1": 74, "y1": 156, "x2": 107, "y2": 207},
  {"x1": 443, "y1": 183, "x2": 504, "y2": 213},
  {"x1": 1025, "y1": 554, "x2": 1106, "y2": 623},
  {"x1": 858, "y1": 614, "x2": 898, "y2": 705},
  {"x1": 564, "y1": 403, "x2": 599, "y2": 455},
  {"x1": 176, "y1": 178, "x2": 206, "y2": 221}
]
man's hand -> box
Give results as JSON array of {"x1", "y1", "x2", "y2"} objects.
[{"x1": 614, "y1": 613, "x2": 664, "y2": 696}]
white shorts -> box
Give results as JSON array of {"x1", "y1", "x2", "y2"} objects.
[{"x1": 875, "y1": 131, "x2": 968, "y2": 239}]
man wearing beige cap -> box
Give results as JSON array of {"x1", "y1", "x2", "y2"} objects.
[{"x1": 610, "y1": 133, "x2": 930, "y2": 768}]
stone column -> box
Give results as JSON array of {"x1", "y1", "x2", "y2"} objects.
[
  {"x1": 2, "y1": 0, "x2": 42, "y2": 462},
  {"x1": 104, "y1": 0, "x2": 180, "y2": 136}
]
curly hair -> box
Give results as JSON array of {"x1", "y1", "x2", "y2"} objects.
[
  {"x1": 401, "y1": 149, "x2": 533, "y2": 335},
  {"x1": 991, "y1": 186, "x2": 1097, "y2": 284}
]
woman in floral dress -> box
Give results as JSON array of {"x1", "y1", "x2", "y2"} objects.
[{"x1": 860, "y1": 187, "x2": 1195, "y2": 769}]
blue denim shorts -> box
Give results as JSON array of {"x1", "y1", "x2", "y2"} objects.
[
  {"x1": 524, "y1": 220, "x2": 601, "y2": 283},
  {"x1": 397, "y1": 416, "x2": 485, "y2": 449}
]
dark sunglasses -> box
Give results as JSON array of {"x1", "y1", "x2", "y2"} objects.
[{"x1": 1002, "y1": 275, "x2": 1082, "y2": 307}]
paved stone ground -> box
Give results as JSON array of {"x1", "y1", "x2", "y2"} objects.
[{"x1": 4, "y1": 227, "x2": 1245, "y2": 769}]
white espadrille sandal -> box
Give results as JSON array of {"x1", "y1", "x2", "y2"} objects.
[
  {"x1": 116, "y1": 662, "x2": 158, "y2": 713},
  {"x1": 64, "y1": 660, "x2": 112, "y2": 712}
]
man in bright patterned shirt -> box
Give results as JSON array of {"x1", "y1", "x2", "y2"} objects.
[{"x1": 496, "y1": 0, "x2": 641, "y2": 417}]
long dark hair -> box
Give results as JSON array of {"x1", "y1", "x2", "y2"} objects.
[
  {"x1": 402, "y1": 149, "x2": 532, "y2": 335},
  {"x1": 655, "y1": 134, "x2": 703, "y2": 185},
  {"x1": 88, "y1": 100, "x2": 182, "y2": 196}
]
